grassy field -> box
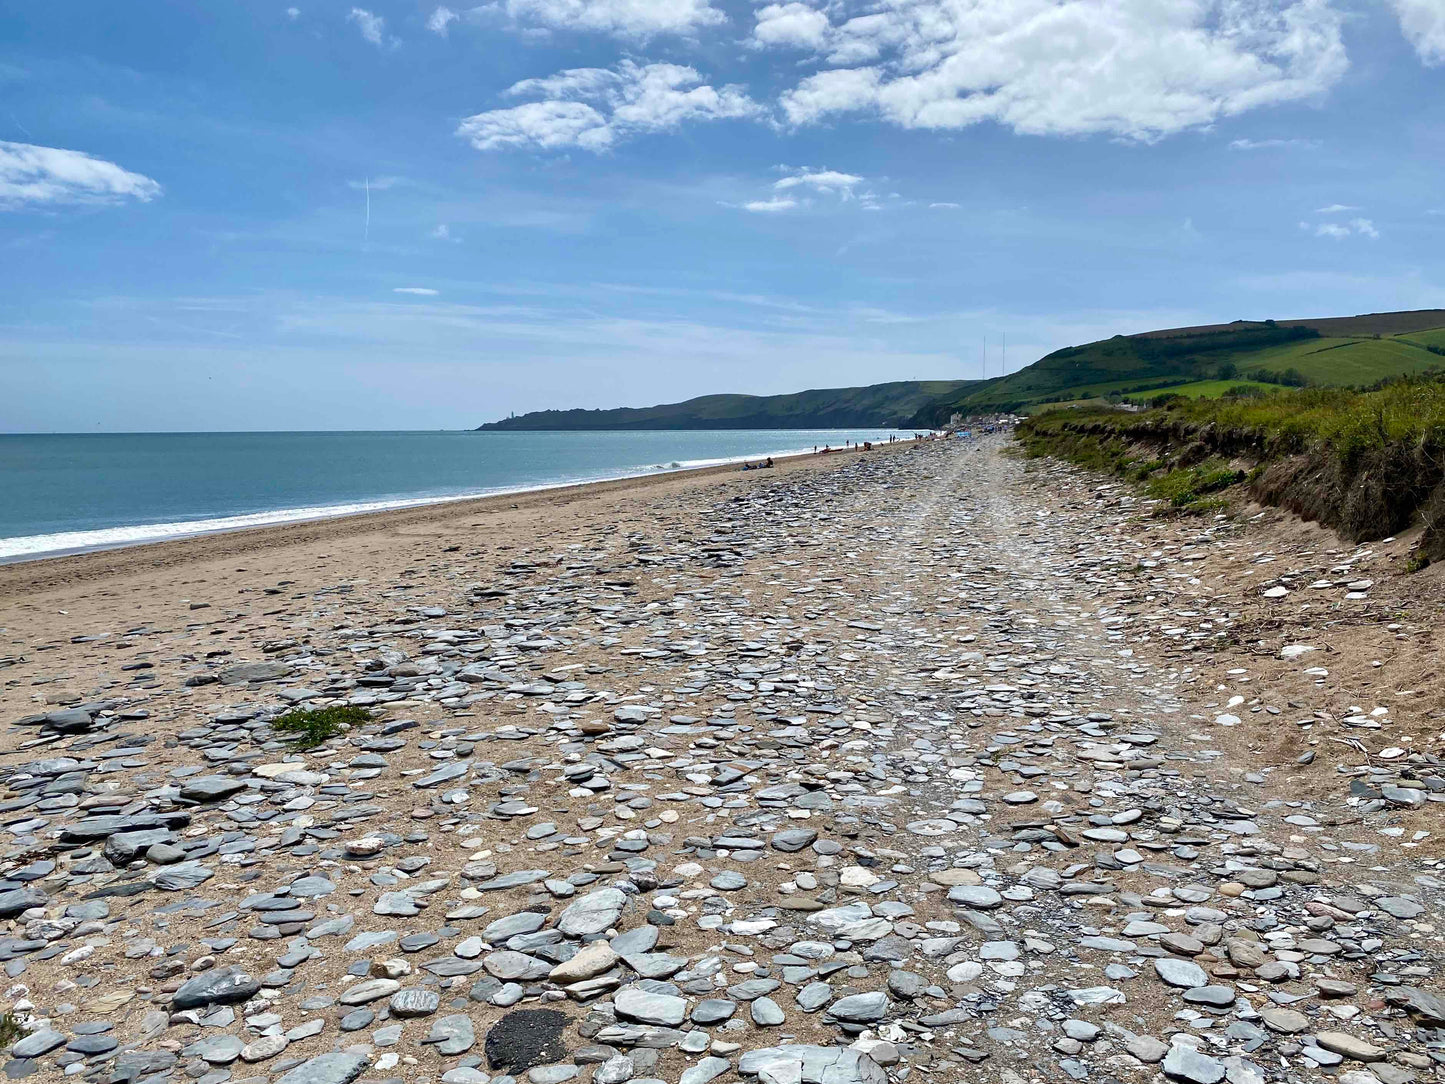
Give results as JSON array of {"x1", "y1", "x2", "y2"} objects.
[
  {"x1": 1240, "y1": 335, "x2": 1443, "y2": 384},
  {"x1": 1135, "y1": 379, "x2": 1282, "y2": 399},
  {"x1": 912, "y1": 310, "x2": 1445, "y2": 424},
  {"x1": 1399, "y1": 328, "x2": 1445, "y2": 350}
]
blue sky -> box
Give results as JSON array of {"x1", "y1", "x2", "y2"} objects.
[{"x1": 2, "y1": 0, "x2": 1443, "y2": 431}]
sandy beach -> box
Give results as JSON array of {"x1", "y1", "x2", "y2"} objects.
[{"x1": 0, "y1": 434, "x2": 1440, "y2": 1084}]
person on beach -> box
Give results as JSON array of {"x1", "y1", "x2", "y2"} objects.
[{"x1": 765, "y1": 457, "x2": 774, "y2": 468}]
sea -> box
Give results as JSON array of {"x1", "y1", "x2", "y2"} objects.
[{"x1": 0, "y1": 429, "x2": 911, "y2": 562}]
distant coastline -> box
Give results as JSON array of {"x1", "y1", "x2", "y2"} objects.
[{"x1": 476, "y1": 380, "x2": 972, "y2": 431}]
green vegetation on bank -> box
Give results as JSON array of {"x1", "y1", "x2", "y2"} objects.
[
  {"x1": 477, "y1": 380, "x2": 973, "y2": 431},
  {"x1": 1016, "y1": 373, "x2": 1445, "y2": 560}
]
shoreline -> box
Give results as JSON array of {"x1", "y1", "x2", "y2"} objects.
[
  {"x1": 0, "y1": 440, "x2": 900, "y2": 597},
  {"x1": 0, "y1": 432, "x2": 911, "y2": 566}
]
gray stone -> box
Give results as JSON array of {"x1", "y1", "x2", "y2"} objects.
[
  {"x1": 738, "y1": 1046, "x2": 887, "y2": 1084},
  {"x1": 425, "y1": 1014, "x2": 477, "y2": 1056},
  {"x1": 615, "y1": 987, "x2": 688, "y2": 1026},
  {"x1": 557, "y1": 887, "x2": 627, "y2": 937},
  {"x1": 179, "y1": 776, "x2": 248, "y2": 801},
  {"x1": 11, "y1": 1031, "x2": 65, "y2": 1058},
  {"x1": 1155, "y1": 957, "x2": 1209, "y2": 989},
  {"x1": 751, "y1": 997, "x2": 785, "y2": 1026},
  {"x1": 680, "y1": 1057, "x2": 731, "y2": 1084},
  {"x1": 1163, "y1": 1046, "x2": 1225, "y2": 1084},
  {"x1": 275, "y1": 1053, "x2": 372, "y2": 1084},
  {"x1": 827, "y1": 991, "x2": 887, "y2": 1023},
  {"x1": 172, "y1": 968, "x2": 260, "y2": 1009},
  {"x1": 390, "y1": 988, "x2": 441, "y2": 1016}
]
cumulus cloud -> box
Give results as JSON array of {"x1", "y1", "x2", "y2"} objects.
[
  {"x1": 0, "y1": 140, "x2": 161, "y2": 209},
  {"x1": 489, "y1": 0, "x2": 724, "y2": 38},
  {"x1": 1301, "y1": 216, "x2": 1378, "y2": 239},
  {"x1": 752, "y1": 2, "x2": 831, "y2": 48},
  {"x1": 394, "y1": 287, "x2": 440, "y2": 295},
  {"x1": 427, "y1": 5, "x2": 459, "y2": 34},
  {"x1": 286, "y1": 6, "x2": 300, "y2": 19},
  {"x1": 758, "y1": 0, "x2": 1348, "y2": 141},
  {"x1": 1315, "y1": 203, "x2": 1357, "y2": 213},
  {"x1": 1390, "y1": 0, "x2": 1445, "y2": 65},
  {"x1": 457, "y1": 60, "x2": 759, "y2": 152},
  {"x1": 347, "y1": 8, "x2": 397, "y2": 47}
]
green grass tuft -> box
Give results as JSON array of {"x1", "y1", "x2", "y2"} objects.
[
  {"x1": 0, "y1": 1014, "x2": 26, "y2": 1049},
  {"x1": 271, "y1": 705, "x2": 371, "y2": 748},
  {"x1": 1144, "y1": 461, "x2": 1243, "y2": 509}
]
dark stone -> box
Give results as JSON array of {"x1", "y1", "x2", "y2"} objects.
[
  {"x1": 171, "y1": 967, "x2": 260, "y2": 1009},
  {"x1": 484, "y1": 1009, "x2": 570, "y2": 1075}
]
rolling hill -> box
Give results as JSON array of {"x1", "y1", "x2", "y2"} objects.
[
  {"x1": 474, "y1": 310, "x2": 1445, "y2": 432},
  {"x1": 477, "y1": 380, "x2": 973, "y2": 431},
  {"x1": 913, "y1": 309, "x2": 1445, "y2": 423}
]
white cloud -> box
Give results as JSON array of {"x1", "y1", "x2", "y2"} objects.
[
  {"x1": 286, "y1": 6, "x2": 300, "y2": 19},
  {"x1": 492, "y1": 0, "x2": 724, "y2": 38},
  {"x1": 929, "y1": 201, "x2": 961, "y2": 209},
  {"x1": 1301, "y1": 216, "x2": 1378, "y2": 239},
  {"x1": 394, "y1": 287, "x2": 440, "y2": 295},
  {"x1": 427, "y1": 5, "x2": 459, "y2": 34},
  {"x1": 742, "y1": 197, "x2": 799, "y2": 213},
  {"x1": 1390, "y1": 0, "x2": 1445, "y2": 65},
  {"x1": 347, "y1": 8, "x2": 397, "y2": 47},
  {"x1": 458, "y1": 60, "x2": 759, "y2": 152},
  {"x1": 762, "y1": 0, "x2": 1348, "y2": 141},
  {"x1": 431, "y1": 223, "x2": 458, "y2": 240},
  {"x1": 1229, "y1": 137, "x2": 1320, "y2": 150},
  {"x1": 752, "y1": 2, "x2": 831, "y2": 48},
  {"x1": 0, "y1": 140, "x2": 161, "y2": 209},
  {"x1": 1315, "y1": 203, "x2": 1357, "y2": 213},
  {"x1": 773, "y1": 168, "x2": 865, "y2": 196},
  {"x1": 726, "y1": 166, "x2": 881, "y2": 213}
]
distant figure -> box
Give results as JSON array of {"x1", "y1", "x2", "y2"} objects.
[
  {"x1": 765, "y1": 456, "x2": 774, "y2": 467},
  {"x1": 822, "y1": 444, "x2": 832, "y2": 454},
  {"x1": 863, "y1": 441, "x2": 872, "y2": 451}
]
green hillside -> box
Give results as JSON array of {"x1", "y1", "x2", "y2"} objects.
[
  {"x1": 912, "y1": 309, "x2": 1445, "y2": 423},
  {"x1": 478, "y1": 380, "x2": 973, "y2": 431},
  {"x1": 474, "y1": 310, "x2": 1445, "y2": 433}
]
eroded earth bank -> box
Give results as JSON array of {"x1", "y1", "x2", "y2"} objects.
[{"x1": 0, "y1": 435, "x2": 1441, "y2": 1084}]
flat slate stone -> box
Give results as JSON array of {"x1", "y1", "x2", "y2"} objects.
[
  {"x1": 557, "y1": 887, "x2": 627, "y2": 937},
  {"x1": 172, "y1": 968, "x2": 260, "y2": 1010},
  {"x1": 179, "y1": 776, "x2": 248, "y2": 801},
  {"x1": 615, "y1": 987, "x2": 687, "y2": 1026},
  {"x1": 738, "y1": 1045, "x2": 887, "y2": 1084},
  {"x1": 424, "y1": 1014, "x2": 476, "y2": 1056},
  {"x1": 274, "y1": 1052, "x2": 372, "y2": 1084},
  {"x1": 11, "y1": 1031, "x2": 65, "y2": 1058}
]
